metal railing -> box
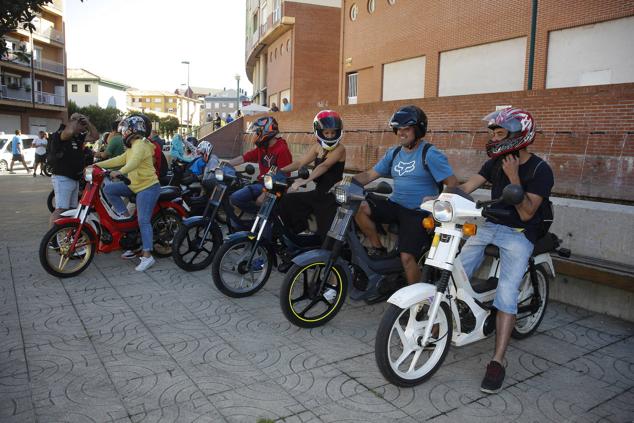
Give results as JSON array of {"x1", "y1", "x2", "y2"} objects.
[
  {"x1": 0, "y1": 52, "x2": 30, "y2": 68},
  {"x1": 33, "y1": 24, "x2": 64, "y2": 43},
  {"x1": 273, "y1": 5, "x2": 282, "y2": 24},
  {"x1": 35, "y1": 90, "x2": 65, "y2": 106},
  {"x1": 0, "y1": 85, "x2": 31, "y2": 102},
  {"x1": 33, "y1": 58, "x2": 64, "y2": 74}
]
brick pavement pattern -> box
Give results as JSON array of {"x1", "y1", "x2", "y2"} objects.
[{"x1": 0, "y1": 174, "x2": 632, "y2": 422}]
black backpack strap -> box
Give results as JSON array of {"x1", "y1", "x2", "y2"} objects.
[
  {"x1": 421, "y1": 142, "x2": 444, "y2": 193},
  {"x1": 387, "y1": 146, "x2": 402, "y2": 176}
]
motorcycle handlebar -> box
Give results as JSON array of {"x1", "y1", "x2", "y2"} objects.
[{"x1": 482, "y1": 208, "x2": 512, "y2": 220}]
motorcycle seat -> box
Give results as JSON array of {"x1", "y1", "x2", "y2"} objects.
[
  {"x1": 483, "y1": 233, "x2": 559, "y2": 259},
  {"x1": 159, "y1": 186, "x2": 181, "y2": 202}
]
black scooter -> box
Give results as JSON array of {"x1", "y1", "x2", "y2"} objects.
[
  {"x1": 210, "y1": 166, "x2": 321, "y2": 298},
  {"x1": 279, "y1": 177, "x2": 426, "y2": 328},
  {"x1": 172, "y1": 160, "x2": 255, "y2": 271}
]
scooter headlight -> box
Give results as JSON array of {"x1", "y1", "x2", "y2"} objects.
[
  {"x1": 433, "y1": 200, "x2": 453, "y2": 222},
  {"x1": 214, "y1": 168, "x2": 224, "y2": 181},
  {"x1": 263, "y1": 174, "x2": 274, "y2": 190},
  {"x1": 334, "y1": 186, "x2": 347, "y2": 204},
  {"x1": 84, "y1": 166, "x2": 93, "y2": 183}
]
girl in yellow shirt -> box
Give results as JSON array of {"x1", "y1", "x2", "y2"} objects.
[{"x1": 98, "y1": 115, "x2": 160, "y2": 271}]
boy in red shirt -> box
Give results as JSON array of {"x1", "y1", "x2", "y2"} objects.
[{"x1": 227, "y1": 116, "x2": 292, "y2": 213}]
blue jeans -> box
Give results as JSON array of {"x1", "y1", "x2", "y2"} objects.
[
  {"x1": 52, "y1": 175, "x2": 79, "y2": 209},
  {"x1": 229, "y1": 183, "x2": 263, "y2": 214},
  {"x1": 458, "y1": 221, "x2": 534, "y2": 314},
  {"x1": 104, "y1": 181, "x2": 161, "y2": 252}
]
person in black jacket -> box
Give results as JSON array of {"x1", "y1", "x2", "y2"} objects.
[{"x1": 48, "y1": 113, "x2": 99, "y2": 226}]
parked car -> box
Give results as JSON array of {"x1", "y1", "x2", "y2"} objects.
[{"x1": 0, "y1": 134, "x2": 37, "y2": 172}]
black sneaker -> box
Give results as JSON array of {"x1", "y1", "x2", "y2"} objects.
[{"x1": 481, "y1": 360, "x2": 505, "y2": 394}]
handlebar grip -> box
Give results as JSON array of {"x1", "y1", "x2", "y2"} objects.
[
  {"x1": 119, "y1": 175, "x2": 132, "y2": 185},
  {"x1": 482, "y1": 208, "x2": 512, "y2": 219}
]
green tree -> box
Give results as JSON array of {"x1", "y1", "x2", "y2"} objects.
[
  {"x1": 159, "y1": 116, "x2": 180, "y2": 137},
  {"x1": 1, "y1": 1, "x2": 82, "y2": 58},
  {"x1": 67, "y1": 101, "x2": 123, "y2": 133}
]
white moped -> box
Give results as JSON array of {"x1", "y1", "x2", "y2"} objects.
[{"x1": 374, "y1": 185, "x2": 571, "y2": 387}]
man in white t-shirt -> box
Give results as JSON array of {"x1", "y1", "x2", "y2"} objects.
[{"x1": 32, "y1": 130, "x2": 48, "y2": 177}]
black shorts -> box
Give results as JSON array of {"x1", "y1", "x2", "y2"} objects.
[
  {"x1": 12, "y1": 154, "x2": 24, "y2": 161},
  {"x1": 368, "y1": 197, "x2": 430, "y2": 256},
  {"x1": 34, "y1": 153, "x2": 47, "y2": 164}
]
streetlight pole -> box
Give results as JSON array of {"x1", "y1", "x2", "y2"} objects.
[
  {"x1": 235, "y1": 74, "x2": 241, "y2": 116},
  {"x1": 182, "y1": 60, "x2": 190, "y2": 135}
]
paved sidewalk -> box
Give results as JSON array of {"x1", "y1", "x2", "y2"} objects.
[{"x1": 0, "y1": 174, "x2": 632, "y2": 423}]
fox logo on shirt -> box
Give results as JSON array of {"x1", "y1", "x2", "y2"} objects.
[
  {"x1": 394, "y1": 160, "x2": 416, "y2": 176},
  {"x1": 261, "y1": 154, "x2": 276, "y2": 168}
]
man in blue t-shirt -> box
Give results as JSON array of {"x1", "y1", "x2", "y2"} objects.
[
  {"x1": 9, "y1": 129, "x2": 30, "y2": 174},
  {"x1": 352, "y1": 105, "x2": 457, "y2": 284}
]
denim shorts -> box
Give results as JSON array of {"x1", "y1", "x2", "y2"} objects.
[
  {"x1": 458, "y1": 221, "x2": 534, "y2": 314},
  {"x1": 51, "y1": 174, "x2": 79, "y2": 209}
]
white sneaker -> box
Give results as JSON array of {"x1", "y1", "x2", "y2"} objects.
[
  {"x1": 135, "y1": 255, "x2": 156, "y2": 272},
  {"x1": 121, "y1": 250, "x2": 139, "y2": 259}
]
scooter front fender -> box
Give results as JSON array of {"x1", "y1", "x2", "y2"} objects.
[
  {"x1": 291, "y1": 249, "x2": 353, "y2": 286},
  {"x1": 224, "y1": 231, "x2": 278, "y2": 267},
  {"x1": 387, "y1": 282, "x2": 439, "y2": 310},
  {"x1": 51, "y1": 217, "x2": 99, "y2": 241},
  {"x1": 533, "y1": 253, "x2": 555, "y2": 276},
  {"x1": 182, "y1": 215, "x2": 208, "y2": 227}
]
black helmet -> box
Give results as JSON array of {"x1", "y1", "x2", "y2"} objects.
[{"x1": 389, "y1": 105, "x2": 428, "y2": 139}]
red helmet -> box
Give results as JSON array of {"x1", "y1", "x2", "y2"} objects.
[
  {"x1": 313, "y1": 110, "x2": 343, "y2": 151},
  {"x1": 483, "y1": 108, "x2": 535, "y2": 158},
  {"x1": 248, "y1": 116, "x2": 279, "y2": 148}
]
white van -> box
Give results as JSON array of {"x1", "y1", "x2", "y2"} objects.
[{"x1": 0, "y1": 134, "x2": 38, "y2": 172}]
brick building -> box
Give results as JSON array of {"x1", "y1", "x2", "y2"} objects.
[
  {"x1": 245, "y1": 0, "x2": 341, "y2": 110},
  {"x1": 339, "y1": 0, "x2": 634, "y2": 103},
  {"x1": 0, "y1": 0, "x2": 67, "y2": 134}
]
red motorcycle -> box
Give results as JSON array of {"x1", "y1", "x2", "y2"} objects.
[{"x1": 39, "y1": 165, "x2": 187, "y2": 277}]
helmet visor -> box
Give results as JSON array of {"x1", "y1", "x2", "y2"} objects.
[
  {"x1": 117, "y1": 120, "x2": 130, "y2": 134},
  {"x1": 247, "y1": 117, "x2": 269, "y2": 134},
  {"x1": 389, "y1": 110, "x2": 419, "y2": 129},
  {"x1": 483, "y1": 110, "x2": 522, "y2": 133}
]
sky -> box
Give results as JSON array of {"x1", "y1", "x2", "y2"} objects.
[{"x1": 64, "y1": 0, "x2": 253, "y2": 94}]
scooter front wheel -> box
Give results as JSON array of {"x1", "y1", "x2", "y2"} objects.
[
  {"x1": 152, "y1": 209, "x2": 183, "y2": 257},
  {"x1": 280, "y1": 262, "x2": 348, "y2": 328},
  {"x1": 211, "y1": 236, "x2": 273, "y2": 298},
  {"x1": 375, "y1": 301, "x2": 452, "y2": 387},
  {"x1": 172, "y1": 219, "x2": 223, "y2": 271},
  {"x1": 39, "y1": 222, "x2": 96, "y2": 278}
]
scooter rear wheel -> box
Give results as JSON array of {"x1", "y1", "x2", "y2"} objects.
[
  {"x1": 375, "y1": 301, "x2": 452, "y2": 387},
  {"x1": 152, "y1": 209, "x2": 182, "y2": 257},
  {"x1": 39, "y1": 222, "x2": 96, "y2": 278},
  {"x1": 280, "y1": 262, "x2": 348, "y2": 328},
  {"x1": 512, "y1": 265, "x2": 549, "y2": 339}
]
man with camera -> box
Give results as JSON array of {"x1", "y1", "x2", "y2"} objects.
[{"x1": 49, "y1": 113, "x2": 99, "y2": 226}]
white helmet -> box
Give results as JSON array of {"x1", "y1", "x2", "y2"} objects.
[{"x1": 196, "y1": 141, "x2": 213, "y2": 158}]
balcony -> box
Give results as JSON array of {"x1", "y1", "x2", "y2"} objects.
[
  {"x1": 245, "y1": 7, "x2": 294, "y2": 80},
  {"x1": 0, "y1": 52, "x2": 31, "y2": 70},
  {"x1": 42, "y1": 0, "x2": 63, "y2": 15},
  {"x1": 35, "y1": 90, "x2": 65, "y2": 106},
  {"x1": 33, "y1": 58, "x2": 65, "y2": 75},
  {"x1": 32, "y1": 22, "x2": 64, "y2": 44},
  {"x1": 0, "y1": 85, "x2": 32, "y2": 102}
]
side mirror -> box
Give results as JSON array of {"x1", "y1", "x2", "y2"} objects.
[
  {"x1": 298, "y1": 166, "x2": 310, "y2": 180},
  {"x1": 245, "y1": 164, "x2": 255, "y2": 175},
  {"x1": 502, "y1": 184, "x2": 525, "y2": 205},
  {"x1": 374, "y1": 181, "x2": 393, "y2": 195}
]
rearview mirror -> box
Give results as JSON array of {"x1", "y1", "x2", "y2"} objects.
[
  {"x1": 502, "y1": 184, "x2": 525, "y2": 205},
  {"x1": 298, "y1": 166, "x2": 310, "y2": 180},
  {"x1": 245, "y1": 164, "x2": 255, "y2": 175}
]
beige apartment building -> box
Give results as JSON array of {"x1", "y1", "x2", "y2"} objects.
[
  {"x1": 0, "y1": 0, "x2": 67, "y2": 134},
  {"x1": 126, "y1": 90, "x2": 202, "y2": 129}
]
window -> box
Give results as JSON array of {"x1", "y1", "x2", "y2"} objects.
[
  {"x1": 383, "y1": 56, "x2": 426, "y2": 101},
  {"x1": 347, "y1": 72, "x2": 358, "y2": 104},
  {"x1": 350, "y1": 3, "x2": 358, "y2": 21},
  {"x1": 84, "y1": 84, "x2": 91, "y2": 93},
  {"x1": 154, "y1": 108, "x2": 161, "y2": 112},
  {"x1": 71, "y1": 84, "x2": 77, "y2": 93},
  {"x1": 154, "y1": 98, "x2": 161, "y2": 103},
  {"x1": 168, "y1": 108, "x2": 174, "y2": 113},
  {"x1": 368, "y1": 0, "x2": 375, "y2": 13},
  {"x1": 222, "y1": 103, "x2": 226, "y2": 108},
  {"x1": 228, "y1": 102, "x2": 234, "y2": 108},
  {"x1": 214, "y1": 102, "x2": 220, "y2": 108},
  {"x1": 145, "y1": 98, "x2": 150, "y2": 102}
]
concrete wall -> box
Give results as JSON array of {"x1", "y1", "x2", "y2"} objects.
[
  {"x1": 382, "y1": 56, "x2": 426, "y2": 101},
  {"x1": 438, "y1": 37, "x2": 526, "y2": 97},
  {"x1": 546, "y1": 16, "x2": 634, "y2": 89}
]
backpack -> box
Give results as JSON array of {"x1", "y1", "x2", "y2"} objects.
[
  {"x1": 524, "y1": 158, "x2": 554, "y2": 238},
  {"x1": 150, "y1": 139, "x2": 168, "y2": 177},
  {"x1": 388, "y1": 142, "x2": 445, "y2": 194}
]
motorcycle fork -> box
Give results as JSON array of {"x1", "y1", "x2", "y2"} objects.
[
  {"x1": 420, "y1": 269, "x2": 451, "y2": 347},
  {"x1": 244, "y1": 193, "x2": 276, "y2": 268},
  {"x1": 198, "y1": 185, "x2": 225, "y2": 249}
]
